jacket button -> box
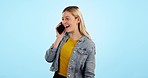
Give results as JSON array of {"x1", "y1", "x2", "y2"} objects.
[{"x1": 68, "y1": 74, "x2": 70, "y2": 78}]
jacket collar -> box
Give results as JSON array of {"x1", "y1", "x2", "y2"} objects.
[{"x1": 64, "y1": 32, "x2": 88, "y2": 43}]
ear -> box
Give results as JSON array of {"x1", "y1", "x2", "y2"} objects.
[{"x1": 76, "y1": 16, "x2": 80, "y2": 23}]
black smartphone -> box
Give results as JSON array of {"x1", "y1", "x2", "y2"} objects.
[{"x1": 56, "y1": 23, "x2": 65, "y2": 34}]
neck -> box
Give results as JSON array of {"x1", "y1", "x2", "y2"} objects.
[{"x1": 69, "y1": 31, "x2": 82, "y2": 40}]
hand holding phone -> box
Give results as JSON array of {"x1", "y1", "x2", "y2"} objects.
[{"x1": 56, "y1": 22, "x2": 65, "y2": 34}]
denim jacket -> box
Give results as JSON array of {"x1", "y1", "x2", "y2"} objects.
[{"x1": 45, "y1": 32, "x2": 96, "y2": 78}]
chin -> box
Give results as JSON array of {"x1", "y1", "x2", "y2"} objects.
[{"x1": 65, "y1": 30, "x2": 71, "y2": 33}]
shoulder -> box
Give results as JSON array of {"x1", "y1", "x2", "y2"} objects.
[
  {"x1": 78, "y1": 36, "x2": 95, "y2": 54},
  {"x1": 80, "y1": 36, "x2": 95, "y2": 48}
]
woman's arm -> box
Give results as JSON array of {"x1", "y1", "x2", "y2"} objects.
[
  {"x1": 45, "y1": 44, "x2": 57, "y2": 63},
  {"x1": 45, "y1": 23, "x2": 65, "y2": 63},
  {"x1": 45, "y1": 36, "x2": 64, "y2": 62}
]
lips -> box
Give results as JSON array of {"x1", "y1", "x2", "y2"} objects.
[{"x1": 65, "y1": 25, "x2": 70, "y2": 28}]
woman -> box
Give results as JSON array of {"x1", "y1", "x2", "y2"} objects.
[{"x1": 45, "y1": 6, "x2": 96, "y2": 78}]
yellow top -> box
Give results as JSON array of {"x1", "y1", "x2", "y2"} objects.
[{"x1": 58, "y1": 37, "x2": 78, "y2": 76}]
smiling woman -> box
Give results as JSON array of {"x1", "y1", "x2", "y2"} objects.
[{"x1": 45, "y1": 6, "x2": 96, "y2": 78}]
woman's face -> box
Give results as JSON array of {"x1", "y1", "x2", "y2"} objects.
[{"x1": 62, "y1": 11, "x2": 79, "y2": 33}]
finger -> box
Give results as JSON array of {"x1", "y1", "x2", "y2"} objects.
[{"x1": 56, "y1": 22, "x2": 62, "y2": 28}]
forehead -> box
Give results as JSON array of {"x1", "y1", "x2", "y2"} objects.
[{"x1": 62, "y1": 11, "x2": 74, "y2": 18}]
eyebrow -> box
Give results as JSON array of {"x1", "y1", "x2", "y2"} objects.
[{"x1": 62, "y1": 16, "x2": 70, "y2": 18}]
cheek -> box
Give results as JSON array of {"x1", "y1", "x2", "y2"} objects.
[{"x1": 70, "y1": 20, "x2": 77, "y2": 25}]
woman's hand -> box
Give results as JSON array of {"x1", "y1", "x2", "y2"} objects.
[
  {"x1": 55, "y1": 22, "x2": 65, "y2": 38},
  {"x1": 53, "y1": 22, "x2": 65, "y2": 48}
]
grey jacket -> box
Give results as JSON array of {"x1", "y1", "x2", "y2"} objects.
[{"x1": 45, "y1": 32, "x2": 96, "y2": 78}]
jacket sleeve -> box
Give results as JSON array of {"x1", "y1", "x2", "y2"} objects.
[
  {"x1": 84, "y1": 46, "x2": 96, "y2": 78},
  {"x1": 45, "y1": 44, "x2": 57, "y2": 63}
]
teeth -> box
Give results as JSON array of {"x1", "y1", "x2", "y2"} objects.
[{"x1": 66, "y1": 25, "x2": 70, "y2": 28}]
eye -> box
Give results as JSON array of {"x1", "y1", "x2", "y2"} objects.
[{"x1": 66, "y1": 18, "x2": 70, "y2": 21}]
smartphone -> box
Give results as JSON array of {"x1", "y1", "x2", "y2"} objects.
[{"x1": 56, "y1": 23, "x2": 65, "y2": 34}]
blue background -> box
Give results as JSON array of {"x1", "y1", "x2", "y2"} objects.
[{"x1": 0, "y1": 0, "x2": 148, "y2": 78}]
